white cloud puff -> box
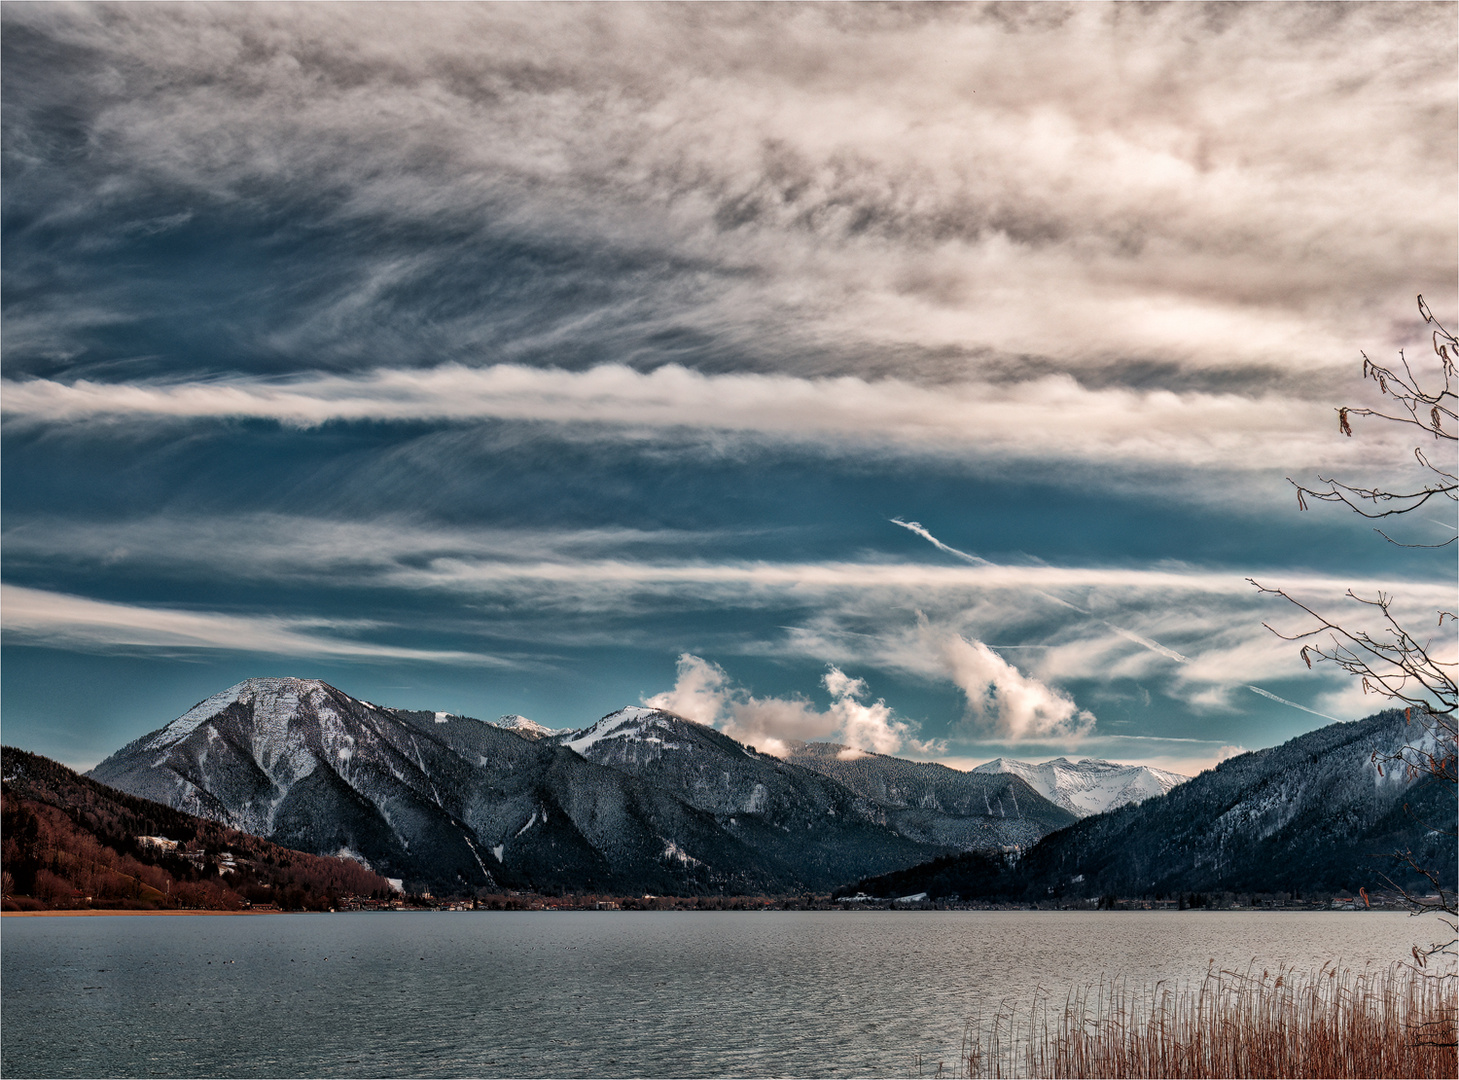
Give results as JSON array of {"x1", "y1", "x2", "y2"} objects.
[
  {"x1": 937, "y1": 633, "x2": 1096, "y2": 742},
  {"x1": 644, "y1": 653, "x2": 928, "y2": 757}
]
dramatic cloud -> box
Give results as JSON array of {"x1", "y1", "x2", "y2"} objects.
[
  {"x1": 645, "y1": 653, "x2": 930, "y2": 757},
  {"x1": 4, "y1": 3, "x2": 1452, "y2": 389},
  {"x1": 3, "y1": 4, "x2": 1452, "y2": 766},
  {"x1": 938, "y1": 632, "x2": 1096, "y2": 742}
]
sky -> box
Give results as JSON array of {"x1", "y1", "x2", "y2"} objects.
[{"x1": 2, "y1": 2, "x2": 1455, "y2": 776}]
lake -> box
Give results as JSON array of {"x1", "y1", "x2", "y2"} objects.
[{"x1": 1, "y1": 909, "x2": 1448, "y2": 1078}]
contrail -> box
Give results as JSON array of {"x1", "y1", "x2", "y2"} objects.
[
  {"x1": 890, "y1": 518, "x2": 992, "y2": 566},
  {"x1": 1244, "y1": 685, "x2": 1340, "y2": 721},
  {"x1": 1106, "y1": 625, "x2": 1193, "y2": 665},
  {"x1": 893, "y1": 517, "x2": 1342, "y2": 723},
  {"x1": 893, "y1": 517, "x2": 1157, "y2": 635}
]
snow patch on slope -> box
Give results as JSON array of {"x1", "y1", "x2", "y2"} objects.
[
  {"x1": 335, "y1": 846, "x2": 372, "y2": 869},
  {"x1": 662, "y1": 839, "x2": 702, "y2": 867},
  {"x1": 515, "y1": 807, "x2": 546, "y2": 837}
]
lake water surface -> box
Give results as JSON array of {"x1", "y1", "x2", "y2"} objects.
[{"x1": 2, "y1": 910, "x2": 1447, "y2": 1078}]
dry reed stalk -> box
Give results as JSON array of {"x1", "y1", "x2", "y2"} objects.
[{"x1": 953, "y1": 963, "x2": 1457, "y2": 1079}]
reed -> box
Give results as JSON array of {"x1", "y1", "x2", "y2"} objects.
[{"x1": 952, "y1": 964, "x2": 1457, "y2": 1079}]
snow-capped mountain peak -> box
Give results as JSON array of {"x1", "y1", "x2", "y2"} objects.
[
  {"x1": 490, "y1": 714, "x2": 567, "y2": 740},
  {"x1": 970, "y1": 756, "x2": 1187, "y2": 818},
  {"x1": 145, "y1": 677, "x2": 332, "y2": 752},
  {"x1": 560, "y1": 706, "x2": 680, "y2": 753}
]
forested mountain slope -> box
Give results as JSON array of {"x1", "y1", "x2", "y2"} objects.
[
  {"x1": 843, "y1": 710, "x2": 1456, "y2": 901},
  {"x1": 2, "y1": 747, "x2": 393, "y2": 910}
]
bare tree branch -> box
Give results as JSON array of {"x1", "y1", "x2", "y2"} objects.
[
  {"x1": 1289, "y1": 296, "x2": 1459, "y2": 545},
  {"x1": 1257, "y1": 295, "x2": 1458, "y2": 972}
]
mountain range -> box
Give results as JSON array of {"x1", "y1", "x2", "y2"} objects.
[
  {"x1": 49, "y1": 678, "x2": 1454, "y2": 902},
  {"x1": 843, "y1": 709, "x2": 1457, "y2": 901},
  {"x1": 87, "y1": 678, "x2": 1077, "y2": 894}
]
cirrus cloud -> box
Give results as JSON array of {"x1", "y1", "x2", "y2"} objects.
[
  {"x1": 0, "y1": 364, "x2": 1416, "y2": 480},
  {"x1": 0, "y1": 584, "x2": 502, "y2": 666}
]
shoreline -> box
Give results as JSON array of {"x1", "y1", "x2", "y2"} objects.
[
  {"x1": 1, "y1": 908, "x2": 293, "y2": 917},
  {"x1": 3, "y1": 905, "x2": 1415, "y2": 918}
]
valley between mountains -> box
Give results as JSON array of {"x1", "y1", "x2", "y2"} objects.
[{"x1": 71, "y1": 676, "x2": 1454, "y2": 904}]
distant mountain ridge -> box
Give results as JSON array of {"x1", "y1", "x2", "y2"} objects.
[
  {"x1": 970, "y1": 756, "x2": 1187, "y2": 818},
  {"x1": 86, "y1": 678, "x2": 1077, "y2": 895}
]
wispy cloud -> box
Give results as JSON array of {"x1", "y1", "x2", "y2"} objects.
[
  {"x1": 0, "y1": 514, "x2": 731, "y2": 583},
  {"x1": 0, "y1": 364, "x2": 1419, "y2": 479},
  {"x1": 4, "y1": 3, "x2": 1452, "y2": 391},
  {"x1": 894, "y1": 519, "x2": 1354, "y2": 723},
  {"x1": 6, "y1": 512, "x2": 1451, "y2": 701},
  {"x1": 8, "y1": 513, "x2": 1451, "y2": 606},
  {"x1": 0, "y1": 584, "x2": 500, "y2": 666},
  {"x1": 2, "y1": 4, "x2": 1451, "y2": 766},
  {"x1": 387, "y1": 555, "x2": 1454, "y2": 615}
]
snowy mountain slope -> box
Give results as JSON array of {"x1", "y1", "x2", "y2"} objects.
[
  {"x1": 90, "y1": 678, "x2": 561, "y2": 891},
  {"x1": 780, "y1": 739, "x2": 1076, "y2": 849},
  {"x1": 1014, "y1": 709, "x2": 1457, "y2": 898},
  {"x1": 970, "y1": 757, "x2": 1187, "y2": 818},
  {"x1": 88, "y1": 679, "x2": 963, "y2": 894}
]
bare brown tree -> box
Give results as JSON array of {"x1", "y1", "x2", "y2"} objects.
[{"x1": 1250, "y1": 296, "x2": 1456, "y2": 976}]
